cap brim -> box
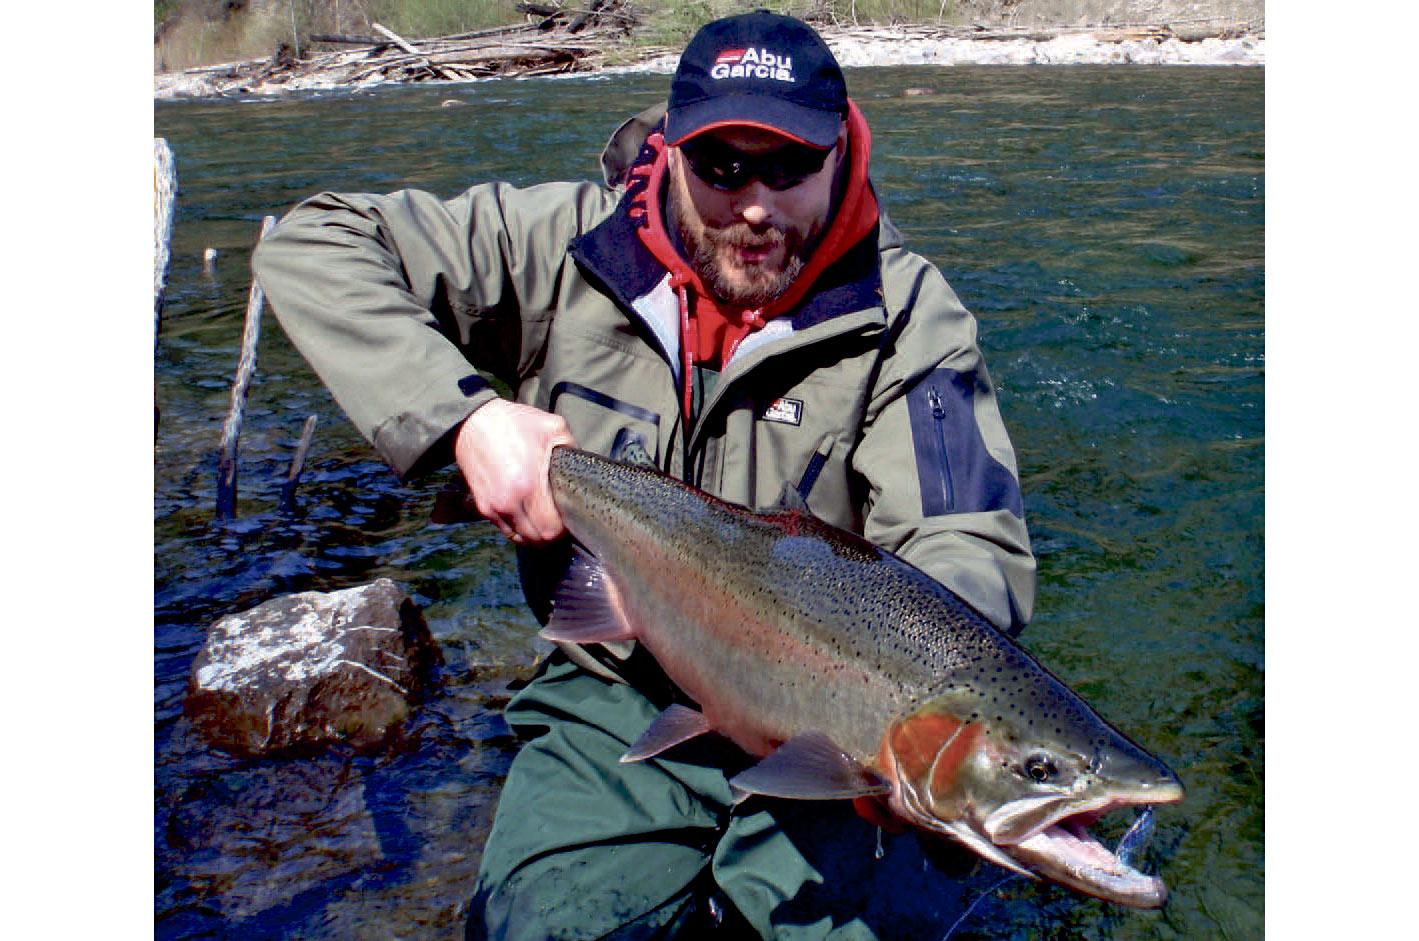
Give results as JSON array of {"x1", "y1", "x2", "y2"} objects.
[{"x1": 665, "y1": 94, "x2": 842, "y2": 148}]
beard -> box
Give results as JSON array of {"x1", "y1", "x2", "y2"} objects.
[{"x1": 668, "y1": 177, "x2": 815, "y2": 309}]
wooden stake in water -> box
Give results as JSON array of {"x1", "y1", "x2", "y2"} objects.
[
  {"x1": 154, "y1": 138, "x2": 177, "y2": 344},
  {"x1": 279, "y1": 414, "x2": 320, "y2": 514},
  {"x1": 216, "y1": 215, "x2": 276, "y2": 520},
  {"x1": 155, "y1": 138, "x2": 178, "y2": 435}
]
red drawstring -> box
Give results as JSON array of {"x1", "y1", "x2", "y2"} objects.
[
  {"x1": 726, "y1": 308, "x2": 765, "y2": 363},
  {"x1": 672, "y1": 276, "x2": 694, "y2": 422},
  {"x1": 625, "y1": 159, "x2": 656, "y2": 224},
  {"x1": 679, "y1": 288, "x2": 767, "y2": 422}
]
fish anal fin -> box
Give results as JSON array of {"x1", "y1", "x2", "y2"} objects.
[
  {"x1": 728, "y1": 732, "x2": 891, "y2": 803},
  {"x1": 621, "y1": 704, "x2": 712, "y2": 763},
  {"x1": 538, "y1": 545, "x2": 636, "y2": 645}
]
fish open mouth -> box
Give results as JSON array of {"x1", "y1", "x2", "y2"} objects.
[{"x1": 1004, "y1": 803, "x2": 1170, "y2": 909}]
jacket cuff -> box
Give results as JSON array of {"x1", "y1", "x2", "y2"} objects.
[{"x1": 372, "y1": 372, "x2": 499, "y2": 481}]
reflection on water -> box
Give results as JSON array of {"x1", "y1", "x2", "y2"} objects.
[{"x1": 155, "y1": 65, "x2": 1262, "y2": 940}]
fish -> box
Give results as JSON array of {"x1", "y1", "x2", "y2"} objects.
[{"x1": 539, "y1": 446, "x2": 1184, "y2": 909}]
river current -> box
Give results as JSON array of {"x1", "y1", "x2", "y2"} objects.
[{"x1": 154, "y1": 65, "x2": 1263, "y2": 939}]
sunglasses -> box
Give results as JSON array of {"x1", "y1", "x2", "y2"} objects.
[{"x1": 679, "y1": 136, "x2": 834, "y2": 192}]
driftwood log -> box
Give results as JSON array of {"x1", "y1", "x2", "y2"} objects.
[
  {"x1": 157, "y1": 1, "x2": 648, "y2": 94},
  {"x1": 371, "y1": 22, "x2": 464, "y2": 81}
]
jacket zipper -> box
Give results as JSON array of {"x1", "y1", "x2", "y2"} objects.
[{"x1": 927, "y1": 388, "x2": 955, "y2": 511}]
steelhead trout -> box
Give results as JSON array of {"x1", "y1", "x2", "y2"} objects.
[{"x1": 540, "y1": 446, "x2": 1183, "y2": 909}]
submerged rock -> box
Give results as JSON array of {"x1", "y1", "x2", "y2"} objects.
[{"x1": 185, "y1": 579, "x2": 442, "y2": 755}]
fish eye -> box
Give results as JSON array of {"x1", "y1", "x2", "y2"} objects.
[{"x1": 1024, "y1": 753, "x2": 1057, "y2": 782}]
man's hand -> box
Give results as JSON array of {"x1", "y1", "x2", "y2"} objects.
[{"x1": 454, "y1": 399, "x2": 578, "y2": 545}]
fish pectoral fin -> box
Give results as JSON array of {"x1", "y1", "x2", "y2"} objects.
[
  {"x1": 538, "y1": 544, "x2": 637, "y2": 645},
  {"x1": 621, "y1": 704, "x2": 712, "y2": 763},
  {"x1": 728, "y1": 732, "x2": 892, "y2": 803}
]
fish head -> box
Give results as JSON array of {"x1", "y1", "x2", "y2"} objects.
[{"x1": 878, "y1": 666, "x2": 1183, "y2": 909}]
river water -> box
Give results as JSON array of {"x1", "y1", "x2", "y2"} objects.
[{"x1": 154, "y1": 65, "x2": 1262, "y2": 940}]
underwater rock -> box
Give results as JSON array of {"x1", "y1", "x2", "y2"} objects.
[{"x1": 185, "y1": 579, "x2": 441, "y2": 755}]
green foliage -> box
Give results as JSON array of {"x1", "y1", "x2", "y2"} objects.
[
  {"x1": 835, "y1": 0, "x2": 962, "y2": 26},
  {"x1": 632, "y1": 1, "x2": 819, "y2": 49},
  {"x1": 619, "y1": 0, "x2": 969, "y2": 51},
  {"x1": 154, "y1": 0, "x2": 181, "y2": 27},
  {"x1": 360, "y1": 0, "x2": 520, "y2": 38}
]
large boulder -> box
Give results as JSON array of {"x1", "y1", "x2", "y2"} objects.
[{"x1": 185, "y1": 579, "x2": 441, "y2": 754}]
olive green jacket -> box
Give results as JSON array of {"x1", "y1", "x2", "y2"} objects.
[{"x1": 252, "y1": 110, "x2": 1035, "y2": 638}]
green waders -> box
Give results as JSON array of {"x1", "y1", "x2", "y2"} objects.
[{"x1": 467, "y1": 653, "x2": 1006, "y2": 941}]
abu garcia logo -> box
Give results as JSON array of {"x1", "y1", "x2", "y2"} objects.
[{"x1": 711, "y1": 47, "x2": 794, "y2": 82}]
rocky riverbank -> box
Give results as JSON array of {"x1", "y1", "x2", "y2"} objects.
[
  {"x1": 621, "y1": 24, "x2": 1264, "y2": 76},
  {"x1": 154, "y1": 13, "x2": 1263, "y2": 100}
]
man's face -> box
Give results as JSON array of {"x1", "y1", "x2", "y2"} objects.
[{"x1": 667, "y1": 123, "x2": 846, "y2": 308}]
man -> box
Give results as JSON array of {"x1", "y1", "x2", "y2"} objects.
[{"x1": 255, "y1": 12, "x2": 1035, "y2": 939}]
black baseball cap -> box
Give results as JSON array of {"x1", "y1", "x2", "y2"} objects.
[{"x1": 664, "y1": 11, "x2": 848, "y2": 149}]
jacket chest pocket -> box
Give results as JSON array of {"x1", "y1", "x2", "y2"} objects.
[
  {"x1": 739, "y1": 384, "x2": 862, "y2": 530},
  {"x1": 548, "y1": 380, "x2": 663, "y2": 469}
]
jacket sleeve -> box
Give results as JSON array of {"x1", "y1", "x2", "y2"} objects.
[
  {"x1": 251, "y1": 181, "x2": 615, "y2": 479},
  {"x1": 854, "y1": 247, "x2": 1036, "y2": 634}
]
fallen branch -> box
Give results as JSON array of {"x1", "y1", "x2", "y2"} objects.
[
  {"x1": 344, "y1": 41, "x2": 594, "y2": 82},
  {"x1": 433, "y1": 23, "x2": 554, "y2": 42},
  {"x1": 372, "y1": 22, "x2": 424, "y2": 56},
  {"x1": 371, "y1": 21, "x2": 461, "y2": 80},
  {"x1": 306, "y1": 33, "x2": 382, "y2": 45}
]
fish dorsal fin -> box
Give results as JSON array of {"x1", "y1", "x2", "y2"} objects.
[
  {"x1": 621, "y1": 704, "x2": 713, "y2": 763},
  {"x1": 538, "y1": 544, "x2": 636, "y2": 645},
  {"x1": 728, "y1": 732, "x2": 892, "y2": 803}
]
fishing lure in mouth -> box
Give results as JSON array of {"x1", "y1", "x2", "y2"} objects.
[{"x1": 1115, "y1": 806, "x2": 1156, "y2": 869}]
